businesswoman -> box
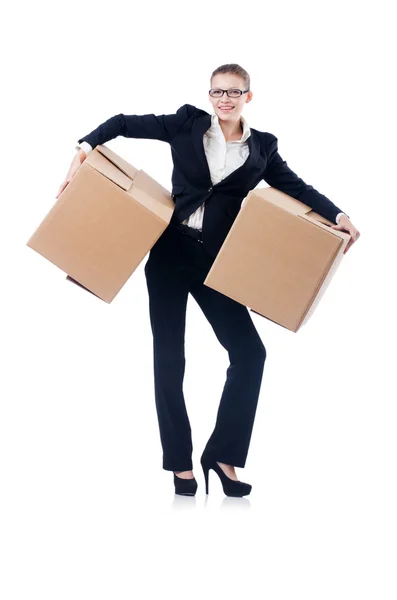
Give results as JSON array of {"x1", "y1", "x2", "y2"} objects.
[{"x1": 57, "y1": 63, "x2": 360, "y2": 497}]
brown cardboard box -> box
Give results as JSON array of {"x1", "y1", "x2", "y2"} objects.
[
  {"x1": 26, "y1": 144, "x2": 175, "y2": 303},
  {"x1": 204, "y1": 187, "x2": 351, "y2": 332}
]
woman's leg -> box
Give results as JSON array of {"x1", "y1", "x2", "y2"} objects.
[
  {"x1": 189, "y1": 279, "x2": 266, "y2": 469},
  {"x1": 144, "y1": 233, "x2": 194, "y2": 472}
]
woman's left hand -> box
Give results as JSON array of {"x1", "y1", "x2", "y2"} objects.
[{"x1": 331, "y1": 215, "x2": 361, "y2": 254}]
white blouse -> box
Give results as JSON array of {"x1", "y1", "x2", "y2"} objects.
[{"x1": 180, "y1": 111, "x2": 251, "y2": 230}]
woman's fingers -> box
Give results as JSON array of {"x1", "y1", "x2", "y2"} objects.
[{"x1": 56, "y1": 156, "x2": 82, "y2": 198}]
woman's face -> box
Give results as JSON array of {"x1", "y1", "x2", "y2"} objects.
[{"x1": 209, "y1": 73, "x2": 253, "y2": 121}]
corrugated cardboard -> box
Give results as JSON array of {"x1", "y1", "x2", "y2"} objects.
[
  {"x1": 26, "y1": 144, "x2": 175, "y2": 303},
  {"x1": 204, "y1": 187, "x2": 351, "y2": 332}
]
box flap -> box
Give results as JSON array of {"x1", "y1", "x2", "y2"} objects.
[
  {"x1": 251, "y1": 186, "x2": 314, "y2": 216},
  {"x1": 300, "y1": 213, "x2": 351, "y2": 242},
  {"x1": 85, "y1": 149, "x2": 133, "y2": 191},
  {"x1": 96, "y1": 144, "x2": 139, "y2": 181}
]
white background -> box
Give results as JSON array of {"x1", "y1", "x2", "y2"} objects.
[{"x1": 2, "y1": 0, "x2": 396, "y2": 598}]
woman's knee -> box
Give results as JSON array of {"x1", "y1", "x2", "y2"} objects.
[
  {"x1": 250, "y1": 341, "x2": 267, "y2": 363},
  {"x1": 231, "y1": 339, "x2": 266, "y2": 365}
]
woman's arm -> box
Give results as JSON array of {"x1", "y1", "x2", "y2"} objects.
[
  {"x1": 263, "y1": 133, "x2": 349, "y2": 224},
  {"x1": 76, "y1": 103, "x2": 197, "y2": 152}
]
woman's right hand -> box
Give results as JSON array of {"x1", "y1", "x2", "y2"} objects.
[{"x1": 56, "y1": 148, "x2": 87, "y2": 198}]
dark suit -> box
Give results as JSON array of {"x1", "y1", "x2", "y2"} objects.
[
  {"x1": 78, "y1": 103, "x2": 347, "y2": 257},
  {"x1": 78, "y1": 104, "x2": 346, "y2": 471}
]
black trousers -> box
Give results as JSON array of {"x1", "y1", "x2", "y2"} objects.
[{"x1": 144, "y1": 223, "x2": 267, "y2": 471}]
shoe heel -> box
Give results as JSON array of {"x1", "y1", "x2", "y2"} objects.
[{"x1": 201, "y1": 462, "x2": 210, "y2": 494}]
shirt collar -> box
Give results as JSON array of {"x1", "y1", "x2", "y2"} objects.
[{"x1": 209, "y1": 111, "x2": 251, "y2": 142}]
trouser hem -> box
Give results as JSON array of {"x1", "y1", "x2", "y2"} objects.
[{"x1": 163, "y1": 461, "x2": 193, "y2": 471}]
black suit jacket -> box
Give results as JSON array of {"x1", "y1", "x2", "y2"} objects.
[{"x1": 78, "y1": 103, "x2": 347, "y2": 257}]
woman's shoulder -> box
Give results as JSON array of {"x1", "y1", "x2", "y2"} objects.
[
  {"x1": 176, "y1": 103, "x2": 209, "y2": 118},
  {"x1": 250, "y1": 125, "x2": 277, "y2": 142}
]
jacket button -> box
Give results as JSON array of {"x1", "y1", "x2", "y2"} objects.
[{"x1": 208, "y1": 187, "x2": 213, "y2": 192}]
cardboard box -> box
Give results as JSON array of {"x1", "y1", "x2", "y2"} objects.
[
  {"x1": 204, "y1": 187, "x2": 351, "y2": 332},
  {"x1": 27, "y1": 144, "x2": 175, "y2": 303}
]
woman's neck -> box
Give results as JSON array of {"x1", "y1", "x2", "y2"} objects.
[{"x1": 218, "y1": 117, "x2": 244, "y2": 142}]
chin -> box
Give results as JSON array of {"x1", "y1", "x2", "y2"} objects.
[{"x1": 217, "y1": 110, "x2": 236, "y2": 119}]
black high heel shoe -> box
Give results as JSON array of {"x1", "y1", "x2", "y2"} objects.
[
  {"x1": 200, "y1": 451, "x2": 252, "y2": 497},
  {"x1": 173, "y1": 472, "x2": 198, "y2": 496}
]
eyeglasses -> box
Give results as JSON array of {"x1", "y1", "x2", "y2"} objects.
[{"x1": 209, "y1": 88, "x2": 250, "y2": 98}]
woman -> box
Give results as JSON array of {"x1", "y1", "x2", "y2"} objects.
[{"x1": 57, "y1": 63, "x2": 359, "y2": 498}]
